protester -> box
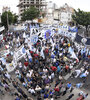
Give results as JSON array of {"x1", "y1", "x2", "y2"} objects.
[{"x1": 0, "y1": 24, "x2": 89, "y2": 100}]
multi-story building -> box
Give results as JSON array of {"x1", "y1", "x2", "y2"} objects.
[
  {"x1": 53, "y1": 9, "x2": 60, "y2": 21},
  {"x1": 2, "y1": 6, "x2": 10, "y2": 13},
  {"x1": 45, "y1": 1, "x2": 58, "y2": 24},
  {"x1": 17, "y1": 0, "x2": 47, "y2": 16},
  {"x1": 54, "y1": 3, "x2": 74, "y2": 25},
  {"x1": 60, "y1": 3, "x2": 74, "y2": 25}
]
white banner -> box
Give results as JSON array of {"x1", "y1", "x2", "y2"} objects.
[
  {"x1": 0, "y1": 34, "x2": 3, "y2": 40},
  {"x1": 58, "y1": 29, "x2": 76, "y2": 41},
  {"x1": 0, "y1": 50, "x2": 10, "y2": 58},
  {"x1": 0, "y1": 26, "x2": 5, "y2": 32},
  {"x1": 14, "y1": 45, "x2": 26, "y2": 62},
  {"x1": 30, "y1": 28, "x2": 39, "y2": 35}
]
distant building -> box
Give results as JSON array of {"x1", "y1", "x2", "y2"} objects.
[
  {"x1": 45, "y1": 1, "x2": 58, "y2": 24},
  {"x1": 2, "y1": 6, "x2": 10, "y2": 13},
  {"x1": 54, "y1": 3, "x2": 74, "y2": 25},
  {"x1": 60, "y1": 3, "x2": 74, "y2": 25},
  {"x1": 17, "y1": 0, "x2": 47, "y2": 16},
  {"x1": 53, "y1": 9, "x2": 60, "y2": 21}
]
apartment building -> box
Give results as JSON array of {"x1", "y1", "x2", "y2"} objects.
[
  {"x1": 54, "y1": 3, "x2": 74, "y2": 25},
  {"x1": 17, "y1": 0, "x2": 47, "y2": 16}
]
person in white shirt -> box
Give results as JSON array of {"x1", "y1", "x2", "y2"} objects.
[
  {"x1": 28, "y1": 88, "x2": 35, "y2": 94},
  {"x1": 51, "y1": 72, "x2": 54, "y2": 79},
  {"x1": 15, "y1": 70, "x2": 20, "y2": 75},
  {"x1": 35, "y1": 85, "x2": 41, "y2": 91},
  {"x1": 80, "y1": 70, "x2": 89, "y2": 78},
  {"x1": 18, "y1": 62, "x2": 23, "y2": 71},
  {"x1": 42, "y1": 74, "x2": 47, "y2": 80},
  {"x1": 5, "y1": 72, "x2": 11, "y2": 80},
  {"x1": 26, "y1": 70, "x2": 33, "y2": 78},
  {"x1": 43, "y1": 68, "x2": 48, "y2": 74}
]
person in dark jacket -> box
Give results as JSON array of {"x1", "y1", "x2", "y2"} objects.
[
  {"x1": 66, "y1": 94, "x2": 74, "y2": 100},
  {"x1": 62, "y1": 89, "x2": 67, "y2": 96}
]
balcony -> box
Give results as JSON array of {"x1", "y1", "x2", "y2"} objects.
[{"x1": 17, "y1": 0, "x2": 47, "y2": 7}]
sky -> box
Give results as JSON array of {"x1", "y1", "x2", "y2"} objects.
[{"x1": 0, "y1": 0, "x2": 90, "y2": 14}]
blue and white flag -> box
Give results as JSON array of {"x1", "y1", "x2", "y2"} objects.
[
  {"x1": 44, "y1": 30, "x2": 51, "y2": 39},
  {"x1": 68, "y1": 47, "x2": 78, "y2": 60},
  {"x1": 68, "y1": 27, "x2": 78, "y2": 32}
]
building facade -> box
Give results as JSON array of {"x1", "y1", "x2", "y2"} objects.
[
  {"x1": 45, "y1": 1, "x2": 58, "y2": 24},
  {"x1": 60, "y1": 3, "x2": 74, "y2": 25},
  {"x1": 60, "y1": 11, "x2": 72, "y2": 25},
  {"x1": 54, "y1": 3, "x2": 74, "y2": 25},
  {"x1": 2, "y1": 7, "x2": 10, "y2": 13},
  {"x1": 17, "y1": 0, "x2": 47, "y2": 16},
  {"x1": 53, "y1": 9, "x2": 60, "y2": 21}
]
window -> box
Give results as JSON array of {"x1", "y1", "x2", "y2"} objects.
[{"x1": 31, "y1": 2, "x2": 34, "y2": 4}]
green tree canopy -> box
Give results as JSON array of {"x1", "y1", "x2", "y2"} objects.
[
  {"x1": 1, "y1": 11, "x2": 18, "y2": 29},
  {"x1": 72, "y1": 9, "x2": 90, "y2": 32},
  {"x1": 21, "y1": 7, "x2": 40, "y2": 21},
  {"x1": 13, "y1": 14, "x2": 18, "y2": 24},
  {"x1": 1, "y1": 11, "x2": 13, "y2": 29}
]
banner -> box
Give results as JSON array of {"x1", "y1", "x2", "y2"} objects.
[
  {"x1": 30, "y1": 28, "x2": 39, "y2": 35},
  {"x1": 68, "y1": 47, "x2": 78, "y2": 60},
  {"x1": 27, "y1": 34, "x2": 38, "y2": 45},
  {"x1": 44, "y1": 30, "x2": 51, "y2": 39},
  {"x1": 0, "y1": 50, "x2": 10, "y2": 58},
  {"x1": 68, "y1": 26, "x2": 78, "y2": 32},
  {"x1": 0, "y1": 34, "x2": 3, "y2": 40},
  {"x1": 0, "y1": 26, "x2": 5, "y2": 32},
  {"x1": 14, "y1": 45, "x2": 26, "y2": 62},
  {"x1": 58, "y1": 29, "x2": 76, "y2": 41},
  {"x1": 30, "y1": 35, "x2": 38, "y2": 44},
  {"x1": 58, "y1": 25, "x2": 68, "y2": 31}
]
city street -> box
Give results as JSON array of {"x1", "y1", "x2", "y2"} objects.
[{"x1": 0, "y1": 0, "x2": 90, "y2": 100}]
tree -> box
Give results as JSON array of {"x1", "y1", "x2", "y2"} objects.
[
  {"x1": 1, "y1": 11, "x2": 13, "y2": 29},
  {"x1": 13, "y1": 14, "x2": 18, "y2": 24},
  {"x1": 21, "y1": 7, "x2": 40, "y2": 21},
  {"x1": 72, "y1": 9, "x2": 90, "y2": 32},
  {"x1": 1, "y1": 11, "x2": 18, "y2": 29}
]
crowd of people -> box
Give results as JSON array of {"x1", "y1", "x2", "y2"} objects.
[{"x1": 0, "y1": 26, "x2": 90, "y2": 100}]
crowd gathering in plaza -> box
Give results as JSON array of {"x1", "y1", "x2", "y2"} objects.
[{"x1": 0, "y1": 25, "x2": 90, "y2": 100}]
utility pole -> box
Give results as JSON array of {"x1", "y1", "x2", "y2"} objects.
[
  {"x1": 7, "y1": 12, "x2": 9, "y2": 31},
  {"x1": 58, "y1": 12, "x2": 59, "y2": 24}
]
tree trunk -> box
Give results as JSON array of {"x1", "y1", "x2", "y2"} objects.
[
  {"x1": 86, "y1": 26, "x2": 88, "y2": 32},
  {"x1": 86, "y1": 26, "x2": 88, "y2": 37}
]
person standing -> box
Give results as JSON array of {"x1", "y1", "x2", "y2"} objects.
[{"x1": 66, "y1": 94, "x2": 74, "y2": 100}]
